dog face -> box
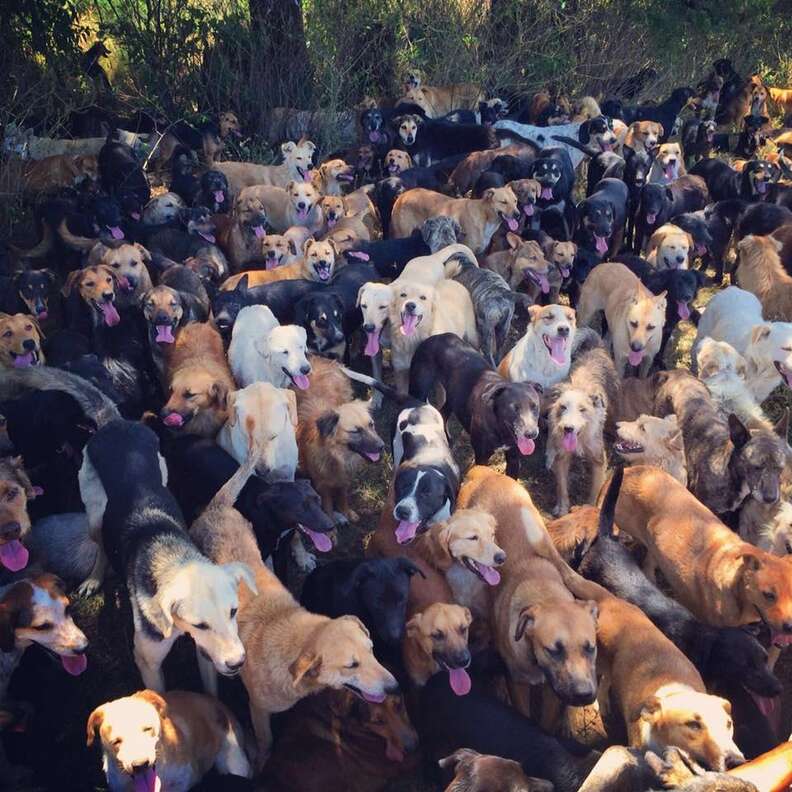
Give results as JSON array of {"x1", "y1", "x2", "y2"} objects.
[
  {"x1": 515, "y1": 597, "x2": 598, "y2": 705},
  {"x1": 92, "y1": 242, "x2": 151, "y2": 294},
  {"x1": 584, "y1": 116, "x2": 617, "y2": 152},
  {"x1": 615, "y1": 414, "x2": 683, "y2": 467},
  {"x1": 440, "y1": 749, "x2": 549, "y2": 792},
  {"x1": 402, "y1": 87, "x2": 434, "y2": 116},
  {"x1": 361, "y1": 108, "x2": 386, "y2": 141},
  {"x1": 316, "y1": 400, "x2": 384, "y2": 463},
  {"x1": 507, "y1": 236, "x2": 551, "y2": 293},
  {"x1": 697, "y1": 337, "x2": 747, "y2": 383},
  {"x1": 361, "y1": 693, "x2": 417, "y2": 763},
  {"x1": 639, "y1": 687, "x2": 743, "y2": 771},
  {"x1": 549, "y1": 241, "x2": 576, "y2": 279},
  {"x1": 750, "y1": 322, "x2": 792, "y2": 388},
  {"x1": 291, "y1": 614, "x2": 398, "y2": 701},
  {"x1": 0, "y1": 313, "x2": 44, "y2": 369},
  {"x1": 394, "y1": 115, "x2": 421, "y2": 146},
  {"x1": 509, "y1": 178, "x2": 541, "y2": 218},
  {"x1": 298, "y1": 293, "x2": 346, "y2": 354},
  {"x1": 730, "y1": 413, "x2": 787, "y2": 506},
  {"x1": 480, "y1": 97, "x2": 509, "y2": 126},
  {"x1": 483, "y1": 186, "x2": 520, "y2": 231},
  {"x1": 63, "y1": 265, "x2": 121, "y2": 327},
  {"x1": 550, "y1": 385, "x2": 605, "y2": 454},
  {"x1": 404, "y1": 69, "x2": 422, "y2": 91},
  {"x1": 0, "y1": 457, "x2": 34, "y2": 572},
  {"x1": 580, "y1": 198, "x2": 615, "y2": 246},
  {"x1": 282, "y1": 139, "x2": 316, "y2": 181},
  {"x1": 14, "y1": 269, "x2": 55, "y2": 321},
  {"x1": 234, "y1": 194, "x2": 268, "y2": 238},
  {"x1": 256, "y1": 478, "x2": 335, "y2": 544},
  {"x1": 421, "y1": 216, "x2": 461, "y2": 252},
  {"x1": 184, "y1": 207, "x2": 215, "y2": 243},
  {"x1": 630, "y1": 121, "x2": 663, "y2": 152},
  {"x1": 358, "y1": 282, "x2": 393, "y2": 351},
  {"x1": 319, "y1": 159, "x2": 355, "y2": 190},
  {"x1": 143, "y1": 286, "x2": 182, "y2": 345},
  {"x1": 655, "y1": 143, "x2": 683, "y2": 182},
  {"x1": 652, "y1": 226, "x2": 693, "y2": 270},
  {"x1": 393, "y1": 281, "x2": 435, "y2": 338},
  {"x1": 625, "y1": 291, "x2": 667, "y2": 366},
  {"x1": 302, "y1": 238, "x2": 337, "y2": 282},
  {"x1": 440, "y1": 509, "x2": 505, "y2": 586},
  {"x1": 142, "y1": 192, "x2": 185, "y2": 225},
  {"x1": 393, "y1": 466, "x2": 454, "y2": 543},
  {"x1": 200, "y1": 170, "x2": 229, "y2": 210},
  {"x1": 162, "y1": 367, "x2": 228, "y2": 429},
  {"x1": 1, "y1": 574, "x2": 87, "y2": 661},
  {"x1": 261, "y1": 234, "x2": 294, "y2": 269},
  {"x1": 532, "y1": 158, "x2": 562, "y2": 196},
  {"x1": 484, "y1": 378, "x2": 541, "y2": 455},
  {"x1": 319, "y1": 196, "x2": 345, "y2": 228},
  {"x1": 406, "y1": 602, "x2": 472, "y2": 682},
  {"x1": 260, "y1": 325, "x2": 311, "y2": 389},
  {"x1": 218, "y1": 111, "x2": 241, "y2": 139},
  {"x1": 529, "y1": 304, "x2": 576, "y2": 366},
  {"x1": 287, "y1": 181, "x2": 320, "y2": 222},
  {"x1": 386, "y1": 149, "x2": 412, "y2": 175}
]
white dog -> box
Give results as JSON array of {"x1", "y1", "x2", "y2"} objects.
[{"x1": 694, "y1": 287, "x2": 792, "y2": 402}]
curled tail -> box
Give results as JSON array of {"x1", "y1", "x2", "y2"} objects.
[
  {"x1": 598, "y1": 465, "x2": 623, "y2": 539},
  {"x1": 211, "y1": 452, "x2": 258, "y2": 510},
  {"x1": 340, "y1": 366, "x2": 423, "y2": 408}
]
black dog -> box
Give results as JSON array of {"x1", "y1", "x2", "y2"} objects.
[
  {"x1": 530, "y1": 147, "x2": 576, "y2": 239},
  {"x1": 690, "y1": 158, "x2": 776, "y2": 202},
  {"x1": 141, "y1": 207, "x2": 217, "y2": 261},
  {"x1": 346, "y1": 228, "x2": 429, "y2": 279},
  {"x1": 169, "y1": 145, "x2": 199, "y2": 206},
  {"x1": 0, "y1": 269, "x2": 56, "y2": 320},
  {"x1": 735, "y1": 114, "x2": 768, "y2": 159},
  {"x1": 372, "y1": 177, "x2": 406, "y2": 237},
  {"x1": 300, "y1": 557, "x2": 424, "y2": 649},
  {"x1": 195, "y1": 170, "x2": 231, "y2": 214},
  {"x1": 694, "y1": 199, "x2": 748, "y2": 283},
  {"x1": 575, "y1": 177, "x2": 629, "y2": 260},
  {"x1": 409, "y1": 334, "x2": 542, "y2": 477},
  {"x1": 673, "y1": 211, "x2": 714, "y2": 257},
  {"x1": 391, "y1": 114, "x2": 496, "y2": 167},
  {"x1": 735, "y1": 202, "x2": 792, "y2": 241},
  {"x1": 98, "y1": 131, "x2": 150, "y2": 206}
]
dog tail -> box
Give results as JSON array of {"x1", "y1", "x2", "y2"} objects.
[
  {"x1": 0, "y1": 366, "x2": 120, "y2": 428},
  {"x1": 26, "y1": 513, "x2": 98, "y2": 584},
  {"x1": 211, "y1": 452, "x2": 258, "y2": 510},
  {"x1": 598, "y1": 465, "x2": 623, "y2": 539},
  {"x1": 340, "y1": 367, "x2": 423, "y2": 408},
  {"x1": 550, "y1": 135, "x2": 600, "y2": 158},
  {"x1": 10, "y1": 223, "x2": 53, "y2": 259},
  {"x1": 57, "y1": 218, "x2": 98, "y2": 252}
]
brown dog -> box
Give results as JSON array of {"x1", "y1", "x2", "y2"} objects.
[
  {"x1": 482, "y1": 235, "x2": 551, "y2": 292},
  {"x1": 0, "y1": 313, "x2": 45, "y2": 369},
  {"x1": 235, "y1": 181, "x2": 323, "y2": 234},
  {"x1": 439, "y1": 749, "x2": 553, "y2": 792},
  {"x1": 86, "y1": 240, "x2": 153, "y2": 308},
  {"x1": 1, "y1": 153, "x2": 99, "y2": 194},
  {"x1": 623, "y1": 121, "x2": 664, "y2": 154},
  {"x1": 0, "y1": 457, "x2": 37, "y2": 573},
  {"x1": 449, "y1": 145, "x2": 535, "y2": 195},
  {"x1": 312, "y1": 158, "x2": 355, "y2": 195},
  {"x1": 215, "y1": 192, "x2": 269, "y2": 272},
  {"x1": 62, "y1": 264, "x2": 122, "y2": 328},
  {"x1": 736, "y1": 234, "x2": 792, "y2": 322},
  {"x1": 160, "y1": 322, "x2": 234, "y2": 437}
]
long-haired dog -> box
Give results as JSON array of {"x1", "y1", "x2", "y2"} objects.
[
  {"x1": 614, "y1": 414, "x2": 687, "y2": 486},
  {"x1": 736, "y1": 234, "x2": 792, "y2": 322},
  {"x1": 546, "y1": 347, "x2": 618, "y2": 516},
  {"x1": 740, "y1": 499, "x2": 792, "y2": 557}
]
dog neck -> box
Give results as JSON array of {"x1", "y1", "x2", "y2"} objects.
[
  {"x1": 412, "y1": 527, "x2": 454, "y2": 573},
  {"x1": 402, "y1": 634, "x2": 437, "y2": 687}
]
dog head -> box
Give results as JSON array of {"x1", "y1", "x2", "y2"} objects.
[
  {"x1": 579, "y1": 196, "x2": 616, "y2": 251},
  {"x1": 615, "y1": 414, "x2": 684, "y2": 469},
  {"x1": 529, "y1": 304, "x2": 576, "y2": 367},
  {"x1": 259, "y1": 325, "x2": 311, "y2": 390},
  {"x1": 392, "y1": 281, "x2": 436, "y2": 338},
  {"x1": 745, "y1": 159, "x2": 777, "y2": 198},
  {"x1": 649, "y1": 224, "x2": 693, "y2": 269},
  {"x1": 63, "y1": 265, "x2": 120, "y2": 327},
  {"x1": 256, "y1": 478, "x2": 335, "y2": 549},
  {"x1": 675, "y1": 213, "x2": 713, "y2": 256},
  {"x1": 548, "y1": 240, "x2": 576, "y2": 280},
  {"x1": 749, "y1": 322, "x2": 792, "y2": 388},
  {"x1": 386, "y1": 149, "x2": 413, "y2": 175},
  {"x1": 509, "y1": 178, "x2": 541, "y2": 220},
  {"x1": 234, "y1": 194, "x2": 269, "y2": 239},
  {"x1": 437, "y1": 508, "x2": 505, "y2": 586},
  {"x1": 200, "y1": 169, "x2": 230, "y2": 211},
  {"x1": 318, "y1": 159, "x2": 355, "y2": 193},
  {"x1": 142, "y1": 286, "x2": 183, "y2": 345},
  {"x1": 295, "y1": 292, "x2": 346, "y2": 354},
  {"x1": 531, "y1": 157, "x2": 562, "y2": 199},
  {"x1": 549, "y1": 384, "x2": 606, "y2": 455},
  {"x1": 439, "y1": 749, "x2": 551, "y2": 792},
  {"x1": 710, "y1": 626, "x2": 781, "y2": 697},
  {"x1": 628, "y1": 120, "x2": 663, "y2": 152},
  {"x1": 697, "y1": 337, "x2": 747, "y2": 382},
  {"x1": 507, "y1": 237, "x2": 551, "y2": 293},
  {"x1": 483, "y1": 186, "x2": 520, "y2": 232},
  {"x1": 393, "y1": 464, "x2": 456, "y2": 544},
  {"x1": 0, "y1": 313, "x2": 44, "y2": 369},
  {"x1": 88, "y1": 241, "x2": 152, "y2": 294},
  {"x1": 393, "y1": 114, "x2": 421, "y2": 146},
  {"x1": 758, "y1": 501, "x2": 792, "y2": 557},
  {"x1": 581, "y1": 115, "x2": 617, "y2": 152},
  {"x1": 319, "y1": 195, "x2": 346, "y2": 229},
  {"x1": 406, "y1": 602, "x2": 472, "y2": 692},
  {"x1": 183, "y1": 206, "x2": 216, "y2": 244},
  {"x1": 624, "y1": 290, "x2": 667, "y2": 368},
  {"x1": 282, "y1": 138, "x2": 316, "y2": 182},
  {"x1": 287, "y1": 180, "x2": 321, "y2": 222},
  {"x1": 481, "y1": 377, "x2": 541, "y2": 456},
  {"x1": 421, "y1": 215, "x2": 462, "y2": 252},
  {"x1": 0, "y1": 574, "x2": 87, "y2": 663},
  {"x1": 315, "y1": 400, "x2": 384, "y2": 463},
  {"x1": 261, "y1": 233, "x2": 295, "y2": 269},
  {"x1": 14, "y1": 269, "x2": 55, "y2": 322},
  {"x1": 639, "y1": 686, "x2": 743, "y2": 771},
  {"x1": 479, "y1": 97, "x2": 509, "y2": 126},
  {"x1": 358, "y1": 282, "x2": 393, "y2": 355},
  {"x1": 290, "y1": 614, "x2": 399, "y2": 701},
  {"x1": 361, "y1": 108, "x2": 387, "y2": 142},
  {"x1": 730, "y1": 412, "x2": 787, "y2": 506},
  {"x1": 218, "y1": 111, "x2": 241, "y2": 139},
  {"x1": 655, "y1": 143, "x2": 684, "y2": 183},
  {"x1": 302, "y1": 238, "x2": 337, "y2": 283},
  {"x1": 141, "y1": 192, "x2": 185, "y2": 225},
  {"x1": 403, "y1": 68, "x2": 422, "y2": 91}
]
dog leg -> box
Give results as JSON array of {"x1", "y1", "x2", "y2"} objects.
[
  {"x1": 249, "y1": 702, "x2": 274, "y2": 770},
  {"x1": 133, "y1": 630, "x2": 175, "y2": 693},
  {"x1": 504, "y1": 447, "x2": 521, "y2": 479},
  {"x1": 197, "y1": 648, "x2": 219, "y2": 697},
  {"x1": 215, "y1": 716, "x2": 253, "y2": 779},
  {"x1": 290, "y1": 532, "x2": 317, "y2": 573},
  {"x1": 77, "y1": 456, "x2": 108, "y2": 597},
  {"x1": 588, "y1": 450, "x2": 606, "y2": 505},
  {"x1": 552, "y1": 453, "x2": 572, "y2": 517},
  {"x1": 336, "y1": 489, "x2": 358, "y2": 523},
  {"x1": 371, "y1": 353, "x2": 384, "y2": 408},
  {"x1": 77, "y1": 544, "x2": 108, "y2": 598}
]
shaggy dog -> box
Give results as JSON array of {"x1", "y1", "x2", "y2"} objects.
[
  {"x1": 740, "y1": 499, "x2": 792, "y2": 557},
  {"x1": 614, "y1": 414, "x2": 687, "y2": 486},
  {"x1": 735, "y1": 234, "x2": 792, "y2": 322}
]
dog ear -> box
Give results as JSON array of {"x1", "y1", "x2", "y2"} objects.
[
  {"x1": 284, "y1": 389, "x2": 298, "y2": 428},
  {"x1": 62, "y1": 270, "x2": 82, "y2": 297},
  {"x1": 85, "y1": 705, "x2": 105, "y2": 747},
  {"x1": 579, "y1": 120, "x2": 591, "y2": 144},
  {"x1": 728, "y1": 413, "x2": 751, "y2": 451},
  {"x1": 302, "y1": 237, "x2": 315, "y2": 254},
  {"x1": 287, "y1": 237, "x2": 297, "y2": 255},
  {"x1": 147, "y1": 588, "x2": 176, "y2": 639},
  {"x1": 506, "y1": 231, "x2": 522, "y2": 250},
  {"x1": 225, "y1": 391, "x2": 238, "y2": 426},
  {"x1": 657, "y1": 123, "x2": 665, "y2": 138},
  {"x1": 135, "y1": 243, "x2": 152, "y2": 264},
  {"x1": 583, "y1": 599, "x2": 598, "y2": 622},
  {"x1": 740, "y1": 553, "x2": 762, "y2": 573},
  {"x1": 482, "y1": 188, "x2": 496, "y2": 202},
  {"x1": 0, "y1": 603, "x2": 19, "y2": 653},
  {"x1": 355, "y1": 285, "x2": 366, "y2": 307},
  {"x1": 773, "y1": 409, "x2": 790, "y2": 439},
  {"x1": 405, "y1": 613, "x2": 422, "y2": 638},
  {"x1": 340, "y1": 614, "x2": 370, "y2": 639},
  {"x1": 751, "y1": 324, "x2": 772, "y2": 344},
  {"x1": 397, "y1": 558, "x2": 426, "y2": 580},
  {"x1": 316, "y1": 410, "x2": 340, "y2": 438},
  {"x1": 462, "y1": 607, "x2": 473, "y2": 627},
  {"x1": 290, "y1": 651, "x2": 322, "y2": 686},
  {"x1": 438, "y1": 748, "x2": 479, "y2": 772},
  {"x1": 135, "y1": 689, "x2": 167, "y2": 714},
  {"x1": 514, "y1": 607, "x2": 536, "y2": 642},
  {"x1": 223, "y1": 561, "x2": 258, "y2": 596},
  {"x1": 326, "y1": 238, "x2": 338, "y2": 258},
  {"x1": 527, "y1": 304, "x2": 543, "y2": 323},
  {"x1": 27, "y1": 314, "x2": 44, "y2": 341},
  {"x1": 210, "y1": 381, "x2": 229, "y2": 409},
  {"x1": 640, "y1": 695, "x2": 662, "y2": 722}
]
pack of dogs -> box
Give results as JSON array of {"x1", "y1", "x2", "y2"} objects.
[{"x1": 5, "y1": 57, "x2": 792, "y2": 791}]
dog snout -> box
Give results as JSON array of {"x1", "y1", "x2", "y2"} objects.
[
  {"x1": 630, "y1": 341, "x2": 644, "y2": 352},
  {"x1": 0, "y1": 522, "x2": 21, "y2": 540},
  {"x1": 131, "y1": 760, "x2": 152, "y2": 772},
  {"x1": 557, "y1": 326, "x2": 569, "y2": 337},
  {"x1": 725, "y1": 750, "x2": 745, "y2": 769},
  {"x1": 449, "y1": 650, "x2": 471, "y2": 669},
  {"x1": 394, "y1": 504, "x2": 411, "y2": 520},
  {"x1": 363, "y1": 322, "x2": 375, "y2": 333},
  {"x1": 102, "y1": 291, "x2": 114, "y2": 302},
  {"x1": 493, "y1": 551, "x2": 506, "y2": 565},
  {"x1": 297, "y1": 201, "x2": 306, "y2": 210},
  {"x1": 225, "y1": 654, "x2": 246, "y2": 673},
  {"x1": 300, "y1": 364, "x2": 311, "y2": 375},
  {"x1": 405, "y1": 301, "x2": 416, "y2": 313},
  {"x1": 154, "y1": 312, "x2": 171, "y2": 325},
  {"x1": 22, "y1": 338, "x2": 36, "y2": 351}
]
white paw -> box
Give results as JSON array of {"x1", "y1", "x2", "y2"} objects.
[
  {"x1": 552, "y1": 503, "x2": 568, "y2": 518},
  {"x1": 77, "y1": 578, "x2": 101, "y2": 598},
  {"x1": 292, "y1": 540, "x2": 317, "y2": 572}
]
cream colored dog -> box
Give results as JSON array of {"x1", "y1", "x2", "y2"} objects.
[
  {"x1": 646, "y1": 224, "x2": 694, "y2": 270},
  {"x1": 614, "y1": 414, "x2": 687, "y2": 486},
  {"x1": 214, "y1": 139, "x2": 316, "y2": 192},
  {"x1": 648, "y1": 142, "x2": 686, "y2": 184},
  {"x1": 235, "y1": 181, "x2": 323, "y2": 234}
]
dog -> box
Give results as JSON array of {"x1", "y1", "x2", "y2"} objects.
[
  {"x1": 577, "y1": 262, "x2": 667, "y2": 376},
  {"x1": 574, "y1": 177, "x2": 629, "y2": 259},
  {"x1": 235, "y1": 181, "x2": 323, "y2": 234},
  {"x1": 614, "y1": 414, "x2": 687, "y2": 486},
  {"x1": 483, "y1": 235, "x2": 552, "y2": 292},
  {"x1": 214, "y1": 139, "x2": 315, "y2": 192},
  {"x1": 161, "y1": 321, "x2": 235, "y2": 437},
  {"x1": 390, "y1": 114, "x2": 495, "y2": 167},
  {"x1": 0, "y1": 313, "x2": 45, "y2": 370},
  {"x1": 693, "y1": 286, "x2": 792, "y2": 402},
  {"x1": 0, "y1": 269, "x2": 56, "y2": 323},
  {"x1": 86, "y1": 239, "x2": 154, "y2": 308},
  {"x1": 735, "y1": 234, "x2": 792, "y2": 322},
  {"x1": 86, "y1": 689, "x2": 251, "y2": 790},
  {"x1": 648, "y1": 143, "x2": 687, "y2": 184},
  {"x1": 547, "y1": 347, "x2": 618, "y2": 516},
  {"x1": 739, "y1": 499, "x2": 792, "y2": 557},
  {"x1": 312, "y1": 158, "x2": 355, "y2": 195},
  {"x1": 690, "y1": 158, "x2": 776, "y2": 202},
  {"x1": 391, "y1": 186, "x2": 520, "y2": 255},
  {"x1": 214, "y1": 192, "x2": 269, "y2": 273},
  {"x1": 439, "y1": 749, "x2": 552, "y2": 792},
  {"x1": 409, "y1": 333, "x2": 542, "y2": 477},
  {"x1": 295, "y1": 358, "x2": 384, "y2": 523},
  {"x1": 624, "y1": 120, "x2": 664, "y2": 154},
  {"x1": 645, "y1": 224, "x2": 694, "y2": 270},
  {"x1": 78, "y1": 420, "x2": 254, "y2": 689}
]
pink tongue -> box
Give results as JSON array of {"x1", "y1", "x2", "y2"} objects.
[
  {"x1": 303, "y1": 170, "x2": 313, "y2": 183},
  {"x1": 448, "y1": 666, "x2": 472, "y2": 696},
  {"x1": 199, "y1": 232, "x2": 216, "y2": 244},
  {"x1": 327, "y1": 216, "x2": 337, "y2": 227},
  {"x1": 364, "y1": 330, "x2": 381, "y2": 356},
  {"x1": 0, "y1": 540, "x2": 29, "y2": 572},
  {"x1": 540, "y1": 186, "x2": 554, "y2": 200},
  {"x1": 292, "y1": 373, "x2": 310, "y2": 390},
  {"x1": 562, "y1": 430, "x2": 578, "y2": 452},
  {"x1": 538, "y1": 274, "x2": 550, "y2": 294},
  {"x1": 163, "y1": 412, "x2": 184, "y2": 427},
  {"x1": 12, "y1": 352, "x2": 34, "y2": 368},
  {"x1": 401, "y1": 314, "x2": 418, "y2": 337},
  {"x1": 118, "y1": 275, "x2": 131, "y2": 291},
  {"x1": 663, "y1": 165, "x2": 675, "y2": 182},
  {"x1": 155, "y1": 324, "x2": 175, "y2": 343},
  {"x1": 395, "y1": 520, "x2": 419, "y2": 544},
  {"x1": 61, "y1": 654, "x2": 87, "y2": 676},
  {"x1": 365, "y1": 451, "x2": 381, "y2": 462},
  {"x1": 133, "y1": 766, "x2": 160, "y2": 792},
  {"x1": 505, "y1": 217, "x2": 519, "y2": 232},
  {"x1": 595, "y1": 235, "x2": 608, "y2": 254},
  {"x1": 101, "y1": 302, "x2": 120, "y2": 327},
  {"x1": 548, "y1": 335, "x2": 567, "y2": 365},
  {"x1": 476, "y1": 562, "x2": 501, "y2": 586},
  {"x1": 677, "y1": 301, "x2": 690, "y2": 320},
  {"x1": 131, "y1": 211, "x2": 141, "y2": 221},
  {"x1": 253, "y1": 225, "x2": 266, "y2": 239},
  {"x1": 751, "y1": 691, "x2": 780, "y2": 721},
  {"x1": 363, "y1": 690, "x2": 386, "y2": 704},
  {"x1": 647, "y1": 212, "x2": 657, "y2": 224},
  {"x1": 297, "y1": 207, "x2": 308, "y2": 220},
  {"x1": 757, "y1": 180, "x2": 767, "y2": 194},
  {"x1": 523, "y1": 203, "x2": 534, "y2": 216},
  {"x1": 369, "y1": 131, "x2": 380, "y2": 143},
  {"x1": 301, "y1": 525, "x2": 332, "y2": 552},
  {"x1": 266, "y1": 257, "x2": 280, "y2": 270},
  {"x1": 347, "y1": 250, "x2": 370, "y2": 261},
  {"x1": 517, "y1": 436, "x2": 535, "y2": 455},
  {"x1": 108, "y1": 225, "x2": 124, "y2": 240},
  {"x1": 213, "y1": 190, "x2": 225, "y2": 203},
  {"x1": 386, "y1": 742, "x2": 405, "y2": 762},
  {"x1": 38, "y1": 310, "x2": 48, "y2": 320},
  {"x1": 772, "y1": 631, "x2": 792, "y2": 647},
  {"x1": 628, "y1": 349, "x2": 644, "y2": 366},
  {"x1": 601, "y1": 141, "x2": 613, "y2": 152}
]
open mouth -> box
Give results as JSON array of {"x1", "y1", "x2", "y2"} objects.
[
  {"x1": 368, "y1": 130, "x2": 384, "y2": 143},
  {"x1": 351, "y1": 443, "x2": 382, "y2": 463},
  {"x1": 59, "y1": 652, "x2": 88, "y2": 676},
  {"x1": 388, "y1": 162, "x2": 401, "y2": 173},
  {"x1": 646, "y1": 212, "x2": 657, "y2": 225},
  {"x1": 162, "y1": 411, "x2": 188, "y2": 428},
  {"x1": 522, "y1": 202, "x2": 535, "y2": 217},
  {"x1": 298, "y1": 523, "x2": 332, "y2": 552},
  {"x1": 337, "y1": 172, "x2": 354, "y2": 182},
  {"x1": 628, "y1": 347, "x2": 645, "y2": 367},
  {"x1": 364, "y1": 328, "x2": 381, "y2": 356},
  {"x1": 524, "y1": 268, "x2": 550, "y2": 294},
  {"x1": 499, "y1": 211, "x2": 519, "y2": 232},
  {"x1": 774, "y1": 361, "x2": 792, "y2": 388},
  {"x1": 561, "y1": 427, "x2": 578, "y2": 453},
  {"x1": 599, "y1": 140, "x2": 614, "y2": 152},
  {"x1": 0, "y1": 539, "x2": 29, "y2": 571},
  {"x1": 515, "y1": 432, "x2": 536, "y2": 455},
  {"x1": 677, "y1": 300, "x2": 691, "y2": 320},
  {"x1": 252, "y1": 224, "x2": 266, "y2": 240},
  {"x1": 462, "y1": 557, "x2": 501, "y2": 586},
  {"x1": 266, "y1": 255, "x2": 283, "y2": 270},
  {"x1": 754, "y1": 177, "x2": 768, "y2": 195},
  {"x1": 296, "y1": 166, "x2": 311, "y2": 182},
  {"x1": 130, "y1": 765, "x2": 159, "y2": 792},
  {"x1": 662, "y1": 163, "x2": 677, "y2": 182},
  {"x1": 441, "y1": 661, "x2": 472, "y2": 696},
  {"x1": 538, "y1": 182, "x2": 556, "y2": 200},
  {"x1": 91, "y1": 299, "x2": 120, "y2": 327},
  {"x1": 296, "y1": 204, "x2": 312, "y2": 220},
  {"x1": 106, "y1": 224, "x2": 124, "y2": 240},
  {"x1": 344, "y1": 683, "x2": 386, "y2": 704},
  {"x1": 400, "y1": 311, "x2": 422, "y2": 337},
  {"x1": 556, "y1": 263, "x2": 571, "y2": 279},
  {"x1": 285, "y1": 368, "x2": 311, "y2": 390},
  {"x1": 614, "y1": 438, "x2": 644, "y2": 454},
  {"x1": 542, "y1": 333, "x2": 567, "y2": 365},
  {"x1": 153, "y1": 322, "x2": 177, "y2": 344},
  {"x1": 395, "y1": 519, "x2": 422, "y2": 544},
  {"x1": 10, "y1": 348, "x2": 40, "y2": 368},
  {"x1": 313, "y1": 261, "x2": 332, "y2": 281},
  {"x1": 593, "y1": 234, "x2": 609, "y2": 255}
]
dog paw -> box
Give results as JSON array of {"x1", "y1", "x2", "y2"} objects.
[
  {"x1": 77, "y1": 578, "x2": 101, "y2": 598},
  {"x1": 551, "y1": 504, "x2": 569, "y2": 518},
  {"x1": 333, "y1": 511, "x2": 350, "y2": 526},
  {"x1": 294, "y1": 547, "x2": 317, "y2": 573},
  {"x1": 347, "y1": 509, "x2": 359, "y2": 523}
]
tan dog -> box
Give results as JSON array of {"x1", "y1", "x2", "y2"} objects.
[
  {"x1": 389, "y1": 279, "x2": 479, "y2": 392},
  {"x1": 399, "y1": 83, "x2": 483, "y2": 118},
  {"x1": 391, "y1": 187, "x2": 520, "y2": 255},
  {"x1": 260, "y1": 233, "x2": 297, "y2": 269},
  {"x1": 161, "y1": 322, "x2": 235, "y2": 437},
  {"x1": 191, "y1": 487, "x2": 397, "y2": 761},
  {"x1": 235, "y1": 181, "x2": 323, "y2": 234},
  {"x1": 215, "y1": 192, "x2": 269, "y2": 272},
  {"x1": 646, "y1": 224, "x2": 694, "y2": 270},
  {"x1": 648, "y1": 143, "x2": 686, "y2": 184},
  {"x1": 736, "y1": 234, "x2": 792, "y2": 322},
  {"x1": 624, "y1": 121, "x2": 664, "y2": 154},
  {"x1": 482, "y1": 235, "x2": 551, "y2": 292},
  {"x1": 312, "y1": 158, "x2": 355, "y2": 195},
  {"x1": 614, "y1": 414, "x2": 687, "y2": 486},
  {"x1": 318, "y1": 195, "x2": 346, "y2": 231},
  {"x1": 214, "y1": 138, "x2": 316, "y2": 192},
  {"x1": 0, "y1": 313, "x2": 45, "y2": 369},
  {"x1": 87, "y1": 690, "x2": 251, "y2": 789},
  {"x1": 2, "y1": 153, "x2": 99, "y2": 194},
  {"x1": 86, "y1": 240, "x2": 153, "y2": 307},
  {"x1": 385, "y1": 149, "x2": 413, "y2": 175},
  {"x1": 296, "y1": 358, "x2": 384, "y2": 523},
  {"x1": 62, "y1": 264, "x2": 122, "y2": 328},
  {"x1": 440, "y1": 749, "x2": 552, "y2": 792},
  {"x1": 769, "y1": 86, "x2": 792, "y2": 115},
  {"x1": 457, "y1": 465, "x2": 598, "y2": 716},
  {"x1": 577, "y1": 261, "x2": 667, "y2": 376},
  {"x1": 0, "y1": 457, "x2": 37, "y2": 573}
]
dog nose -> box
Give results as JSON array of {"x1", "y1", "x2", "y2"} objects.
[
  {"x1": 154, "y1": 313, "x2": 170, "y2": 324},
  {"x1": 131, "y1": 761, "x2": 151, "y2": 772},
  {"x1": 0, "y1": 522, "x2": 21, "y2": 540},
  {"x1": 676, "y1": 255, "x2": 685, "y2": 264},
  {"x1": 630, "y1": 341, "x2": 643, "y2": 351},
  {"x1": 557, "y1": 326, "x2": 569, "y2": 337},
  {"x1": 725, "y1": 751, "x2": 745, "y2": 769},
  {"x1": 102, "y1": 292, "x2": 114, "y2": 302},
  {"x1": 333, "y1": 330, "x2": 345, "y2": 343},
  {"x1": 405, "y1": 301, "x2": 416, "y2": 312},
  {"x1": 781, "y1": 622, "x2": 792, "y2": 634},
  {"x1": 215, "y1": 316, "x2": 231, "y2": 331},
  {"x1": 494, "y1": 551, "x2": 506, "y2": 565},
  {"x1": 225, "y1": 656, "x2": 245, "y2": 672},
  {"x1": 395, "y1": 504, "x2": 411, "y2": 520},
  {"x1": 22, "y1": 338, "x2": 36, "y2": 351},
  {"x1": 363, "y1": 322, "x2": 375, "y2": 332},
  {"x1": 300, "y1": 364, "x2": 311, "y2": 375},
  {"x1": 297, "y1": 201, "x2": 306, "y2": 209},
  {"x1": 126, "y1": 276, "x2": 137, "y2": 288}
]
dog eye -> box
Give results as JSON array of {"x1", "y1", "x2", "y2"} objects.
[
  {"x1": 2, "y1": 330, "x2": 11, "y2": 338},
  {"x1": 630, "y1": 321, "x2": 639, "y2": 328},
  {"x1": 647, "y1": 324, "x2": 656, "y2": 331},
  {"x1": 112, "y1": 737, "x2": 123, "y2": 747},
  {"x1": 400, "y1": 293, "x2": 406, "y2": 298},
  {"x1": 361, "y1": 303, "x2": 367, "y2": 309},
  {"x1": 545, "y1": 643, "x2": 564, "y2": 658},
  {"x1": 583, "y1": 642, "x2": 596, "y2": 656},
  {"x1": 686, "y1": 720, "x2": 702, "y2": 731},
  {"x1": 230, "y1": 607, "x2": 238, "y2": 618},
  {"x1": 33, "y1": 622, "x2": 53, "y2": 631},
  {"x1": 431, "y1": 630, "x2": 445, "y2": 641},
  {"x1": 763, "y1": 590, "x2": 777, "y2": 603},
  {"x1": 142, "y1": 726, "x2": 155, "y2": 735},
  {"x1": 346, "y1": 660, "x2": 360, "y2": 669},
  {"x1": 5, "y1": 488, "x2": 19, "y2": 501},
  {"x1": 193, "y1": 622, "x2": 209, "y2": 630},
  {"x1": 467, "y1": 535, "x2": 478, "y2": 541},
  {"x1": 184, "y1": 391, "x2": 194, "y2": 399}
]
